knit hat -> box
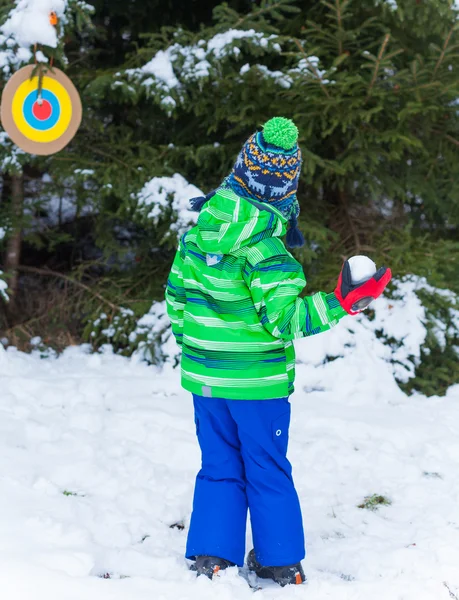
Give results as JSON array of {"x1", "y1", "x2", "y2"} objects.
[{"x1": 190, "y1": 117, "x2": 304, "y2": 248}]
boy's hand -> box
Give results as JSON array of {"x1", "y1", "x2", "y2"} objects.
[{"x1": 334, "y1": 260, "x2": 392, "y2": 315}]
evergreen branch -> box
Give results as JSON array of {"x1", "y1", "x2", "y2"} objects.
[
  {"x1": 431, "y1": 128, "x2": 459, "y2": 150},
  {"x1": 233, "y1": 0, "x2": 289, "y2": 29},
  {"x1": 293, "y1": 38, "x2": 330, "y2": 98},
  {"x1": 338, "y1": 188, "x2": 361, "y2": 252},
  {"x1": 441, "y1": 132, "x2": 459, "y2": 148},
  {"x1": 366, "y1": 33, "x2": 390, "y2": 102},
  {"x1": 432, "y1": 26, "x2": 454, "y2": 80},
  {"x1": 305, "y1": 20, "x2": 338, "y2": 45},
  {"x1": 17, "y1": 266, "x2": 119, "y2": 311},
  {"x1": 89, "y1": 147, "x2": 138, "y2": 172},
  {"x1": 439, "y1": 80, "x2": 459, "y2": 97},
  {"x1": 411, "y1": 58, "x2": 420, "y2": 101},
  {"x1": 123, "y1": 268, "x2": 162, "y2": 298},
  {"x1": 52, "y1": 156, "x2": 102, "y2": 168},
  {"x1": 406, "y1": 81, "x2": 443, "y2": 92},
  {"x1": 385, "y1": 49, "x2": 405, "y2": 61},
  {"x1": 336, "y1": 0, "x2": 343, "y2": 56}
]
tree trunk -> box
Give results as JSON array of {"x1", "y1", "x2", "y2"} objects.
[{"x1": 4, "y1": 174, "x2": 24, "y2": 313}]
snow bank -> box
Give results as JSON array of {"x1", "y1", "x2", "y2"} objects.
[
  {"x1": 0, "y1": 280, "x2": 459, "y2": 598},
  {"x1": 136, "y1": 173, "x2": 202, "y2": 239},
  {"x1": 124, "y1": 275, "x2": 457, "y2": 382},
  {"x1": 296, "y1": 275, "x2": 458, "y2": 384},
  {"x1": 89, "y1": 268, "x2": 458, "y2": 395}
]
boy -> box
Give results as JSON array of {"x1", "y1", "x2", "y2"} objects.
[{"x1": 165, "y1": 117, "x2": 391, "y2": 586}]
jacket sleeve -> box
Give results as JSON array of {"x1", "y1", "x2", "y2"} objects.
[
  {"x1": 165, "y1": 245, "x2": 186, "y2": 346},
  {"x1": 243, "y1": 253, "x2": 347, "y2": 341}
]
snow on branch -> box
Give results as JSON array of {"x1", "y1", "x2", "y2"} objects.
[
  {"x1": 123, "y1": 29, "x2": 283, "y2": 111},
  {"x1": 239, "y1": 55, "x2": 334, "y2": 90},
  {"x1": 365, "y1": 276, "x2": 459, "y2": 381},
  {"x1": 131, "y1": 300, "x2": 179, "y2": 365},
  {"x1": 121, "y1": 29, "x2": 335, "y2": 110},
  {"x1": 0, "y1": 132, "x2": 26, "y2": 172},
  {"x1": 0, "y1": 273, "x2": 8, "y2": 302},
  {"x1": 0, "y1": 0, "x2": 94, "y2": 74},
  {"x1": 375, "y1": 0, "x2": 398, "y2": 9},
  {"x1": 135, "y1": 173, "x2": 202, "y2": 239}
]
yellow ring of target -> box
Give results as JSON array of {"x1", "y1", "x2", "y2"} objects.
[{"x1": 11, "y1": 76, "x2": 73, "y2": 143}]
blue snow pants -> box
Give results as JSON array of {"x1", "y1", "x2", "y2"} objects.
[{"x1": 186, "y1": 395, "x2": 305, "y2": 568}]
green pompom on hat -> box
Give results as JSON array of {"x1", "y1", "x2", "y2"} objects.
[{"x1": 262, "y1": 117, "x2": 299, "y2": 150}]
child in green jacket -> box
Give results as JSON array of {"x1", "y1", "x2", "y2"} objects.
[{"x1": 166, "y1": 117, "x2": 391, "y2": 586}]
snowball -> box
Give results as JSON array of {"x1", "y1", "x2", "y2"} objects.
[{"x1": 348, "y1": 255, "x2": 376, "y2": 285}]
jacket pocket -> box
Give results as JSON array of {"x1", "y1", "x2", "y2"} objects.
[{"x1": 272, "y1": 410, "x2": 290, "y2": 455}]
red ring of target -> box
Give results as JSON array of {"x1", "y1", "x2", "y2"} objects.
[{"x1": 32, "y1": 99, "x2": 53, "y2": 121}]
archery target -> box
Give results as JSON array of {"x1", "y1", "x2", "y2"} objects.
[{"x1": 1, "y1": 65, "x2": 82, "y2": 155}]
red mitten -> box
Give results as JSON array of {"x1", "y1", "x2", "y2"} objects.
[{"x1": 335, "y1": 260, "x2": 392, "y2": 315}]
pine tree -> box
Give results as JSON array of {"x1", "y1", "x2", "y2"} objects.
[
  {"x1": 84, "y1": 0, "x2": 459, "y2": 389},
  {"x1": 84, "y1": 0, "x2": 459, "y2": 294}
]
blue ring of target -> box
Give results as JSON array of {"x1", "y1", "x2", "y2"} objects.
[{"x1": 22, "y1": 89, "x2": 61, "y2": 131}]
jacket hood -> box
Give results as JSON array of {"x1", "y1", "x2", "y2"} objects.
[{"x1": 194, "y1": 188, "x2": 287, "y2": 254}]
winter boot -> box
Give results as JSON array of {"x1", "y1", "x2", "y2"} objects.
[
  {"x1": 247, "y1": 549, "x2": 306, "y2": 587},
  {"x1": 190, "y1": 555, "x2": 235, "y2": 580}
]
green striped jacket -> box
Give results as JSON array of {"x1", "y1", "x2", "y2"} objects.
[{"x1": 165, "y1": 187, "x2": 347, "y2": 400}]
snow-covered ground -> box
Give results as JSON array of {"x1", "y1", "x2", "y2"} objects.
[{"x1": 1, "y1": 299, "x2": 459, "y2": 600}]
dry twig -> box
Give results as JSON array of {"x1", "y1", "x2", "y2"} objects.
[{"x1": 18, "y1": 265, "x2": 119, "y2": 311}]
